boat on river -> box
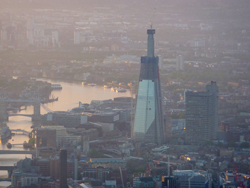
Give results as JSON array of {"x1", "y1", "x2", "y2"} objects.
[
  {"x1": 23, "y1": 141, "x2": 32, "y2": 149},
  {"x1": 103, "y1": 85, "x2": 111, "y2": 88},
  {"x1": 6, "y1": 143, "x2": 12, "y2": 149},
  {"x1": 51, "y1": 84, "x2": 62, "y2": 90},
  {"x1": 41, "y1": 97, "x2": 58, "y2": 104},
  {"x1": 116, "y1": 88, "x2": 126, "y2": 93},
  {"x1": 111, "y1": 87, "x2": 118, "y2": 91}
]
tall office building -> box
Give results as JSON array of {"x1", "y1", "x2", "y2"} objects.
[
  {"x1": 133, "y1": 29, "x2": 165, "y2": 145},
  {"x1": 185, "y1": 81, "x2": 218, "y2": 144},
  {"x1": 60, "y1": 149, "x2": 68, "y2": 188}
]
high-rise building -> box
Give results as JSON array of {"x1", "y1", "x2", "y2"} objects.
[
  {"x1": 60, "y1": 149, "x2": 68, "y2": 188},
  {"x1": 185, "y1": 81, "x2": 218, "y2": 144},
  {"x1": 133, "y1": 29, "x2": 165, "y2": 145}
]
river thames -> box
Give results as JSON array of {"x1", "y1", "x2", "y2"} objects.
[{"x1": 0, "y1": 79, "x2": 131, "y2": 186}]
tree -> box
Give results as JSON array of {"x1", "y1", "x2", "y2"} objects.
[
  {"x1": 217, "y1": 142, "x2": 224, "y2": 147},
  {"x1": 227, "y1": 141, "x2": 236, "y2": 148},
  {"x1": 88, "y1": 149, "x2": 104, "y2": 158}
]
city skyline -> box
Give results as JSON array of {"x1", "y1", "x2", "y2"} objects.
[{"x1": 1, "y1": 0, "x2": 250, "y2": 187}]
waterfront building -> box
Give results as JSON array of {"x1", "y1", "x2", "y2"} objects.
[
  {"x1": 41, "y1": 112, "x2": 88, "y2": 127},
  {"x1": 133, "y1": 29, "x2": 165, "y2": 145},
  {"x1": 185, "y1": 81, "x2": 218, "y2": 144},
  {"x1": 37, "y1": 126, "x2": 68, "y2": 147},
  {"x1": 35, "y1": 128, "x2": 57, "y2": 148},
  {"x1": 11, "y1": 158, "x2": 40, "y2": 187}
]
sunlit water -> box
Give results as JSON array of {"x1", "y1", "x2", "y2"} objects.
[{"x1": 0, "y1": 79, "x2": 131, "y2": 185}]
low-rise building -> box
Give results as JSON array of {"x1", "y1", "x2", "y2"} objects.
[{"x1": 89, "y1": 158, "x2": 126, "y2": 170}]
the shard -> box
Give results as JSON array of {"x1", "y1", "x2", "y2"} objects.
[{"x1": 133, "y1": 29, "x2": 165, "y2": 145}]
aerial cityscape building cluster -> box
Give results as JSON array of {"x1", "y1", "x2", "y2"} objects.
[{"x1": 0, "y1": 0, "x2": 250, "y2": 187}]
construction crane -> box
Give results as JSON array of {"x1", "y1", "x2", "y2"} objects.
[
  {"x1": 128, "y1": 82, "x2": 134, "y2": 139},
  {"x1": 233, "y1": 159, "x2": 245, "y2": 188},
  {"x1": 119, "y1": 167, "x2": 124, "y2": 188},
  {"x1": 153, "y1": 156, "x2": 176, "y2": 176}
]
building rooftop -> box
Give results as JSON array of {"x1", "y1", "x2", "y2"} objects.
[
  {"x1": 90, "y1": 158, "x2": 125, "y2": 163},
  {"x1": 173, "y1": 170, "x2": 208, "y2": 177}
]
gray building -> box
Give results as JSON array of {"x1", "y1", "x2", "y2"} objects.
[
  {"x1": 133, "y1": 29, "x2": 165, "y2": 145},
  {"x1": 185, "y1": 81, "x2": 218, "y2": 144},
  {"x1": 11, "y1": 158, "x2": 40, "y2": 187},
  {"x1": 172, "y1": 170, "x2": 211, "y2": 188},
  {"x1": 41, "y1": 112, "x2": 88, "y2": 127}
]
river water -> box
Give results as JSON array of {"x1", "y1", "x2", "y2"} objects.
[{"x1": 0, "y1": 79, "x2": 131, "y2": 185}]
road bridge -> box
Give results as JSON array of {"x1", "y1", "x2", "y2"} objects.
[
  {"x1": 9, "y1": 114, "x2": 32, "y2": 117},
  {"x1": 0, "y1": 178, "x2": 11, "y2": 181},
  {"x1": 11, "y1": 129, "x2": 30, "y2": 135},
  {"x1": 0, "y1": 98, "x2": 41, "y2": 121},
  {"x1": 0, "y1": 150, "x2": 35, "y2": 155},
  {"x1": 0, "y1": 166, "x2": 16, "y2": 178}
]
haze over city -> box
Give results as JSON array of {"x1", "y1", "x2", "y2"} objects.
[{"x1": 0, "y1": 0, "x2": 250, "y2": 187}]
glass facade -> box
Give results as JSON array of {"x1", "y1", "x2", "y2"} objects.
[{"x1": 134, "y1": 80, "x2": 156, "y2": 141}]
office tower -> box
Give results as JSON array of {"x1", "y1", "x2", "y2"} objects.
[
  {"x1": 60, "y1": 149, "x2": 68, "y2": 188},
  {"x1": 185, "y1": 81, "x2": 218, "y2": 144},
  {"x1": 133, "y1": 29, "x2": 165, "y2": 145}
]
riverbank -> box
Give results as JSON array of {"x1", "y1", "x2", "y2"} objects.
[
  {"x1": 33, "y1": 76, "x2": 134, "y2": 90},
  {"x1": 0, "y1": 78, "x2": 132, "y2": 187}
]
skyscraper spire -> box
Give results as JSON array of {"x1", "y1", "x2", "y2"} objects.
[{"x1": 147, "y1": 29, "x2": 155, "y2": 57}]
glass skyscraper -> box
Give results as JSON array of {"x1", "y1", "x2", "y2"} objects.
[{"x1": 133, "y1": 29, "x2": 165, "y2": 145}]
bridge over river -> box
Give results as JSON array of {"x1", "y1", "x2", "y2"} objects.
[
  {"x1": 0, "y1": 97, "x2": 56, "y2": 122},
  {"x1": 11, "y1": 129, "x2": 30, "y2": 135},
  {"x1": 0, "y1": 166, "x2": 16, "y2": 179},
  {"x1": 9, "y1": 114, "x2": 32, "y2": 118},
  {"x1": 0, "y1": 150, "x2": 35, "y2": 155},
  {"x1": 0, "y1": 150, "x2": 36, "y2": 179}
]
